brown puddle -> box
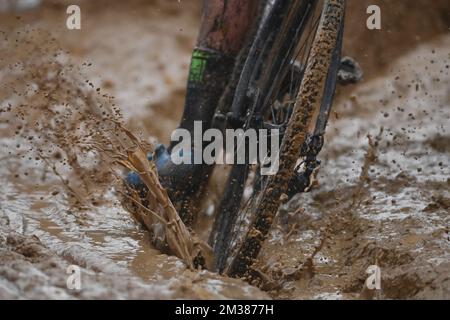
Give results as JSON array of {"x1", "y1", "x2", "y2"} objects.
[{"x1": 0, "y1": 0, "x2": 449, "y2": 299}]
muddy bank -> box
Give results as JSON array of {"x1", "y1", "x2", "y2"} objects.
[
  {"x1": 0, "y1": 232, "x2": 268, "y2": 299},
  {"x1": 0, "y1": 0, "x2": 449, "y2": 299}
]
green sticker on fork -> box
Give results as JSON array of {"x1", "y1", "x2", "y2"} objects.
[{"x1": 189, "y1": 48, "x2": 210, "y2": 83}]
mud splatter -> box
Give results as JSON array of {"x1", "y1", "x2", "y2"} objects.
[{"x1": 0, "y1": 0, "x2": 449, "y2": 299}]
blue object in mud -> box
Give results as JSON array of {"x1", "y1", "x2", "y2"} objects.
[{"x1": 124, "y1": 144, "x2": 170, "y2": 194}]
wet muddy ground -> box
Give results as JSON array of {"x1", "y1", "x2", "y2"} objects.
[{"x1": 0, "y1": 0, "x2": 449, "y2": 299}]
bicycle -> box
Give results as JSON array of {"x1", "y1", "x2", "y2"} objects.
[
  {"x1": 207, "y1": 0, "x2": 351, "y2": 277},
  {"x1": 126, "y1": 0, "x2": 360, "y2": 278}
]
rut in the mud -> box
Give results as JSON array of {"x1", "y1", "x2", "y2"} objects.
[{"x1": 1, "y1": 0, "x2": 449, "y2": 300}]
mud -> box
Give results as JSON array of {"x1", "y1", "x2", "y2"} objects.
[
  {"x1": 0, "y1": 0, "x2": 449, "y2": 299},
  {"x1": 226, "y1": 0, "x2": 347, "y2": 278},
  {"x1": 258, "y1": 35, "x2": 450, "y2": 299}
]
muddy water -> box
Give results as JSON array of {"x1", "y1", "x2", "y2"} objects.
[
  {"x1": 258, "y1": 35, "x2": 450, "y2": 299},
  {"x1": 1, "y1": 1, "x2": 449, "y2": 299}
]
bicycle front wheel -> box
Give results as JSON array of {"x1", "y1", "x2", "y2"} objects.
[{"x1": 225, "y1": 0, "x2": 346, "y2": 278}]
